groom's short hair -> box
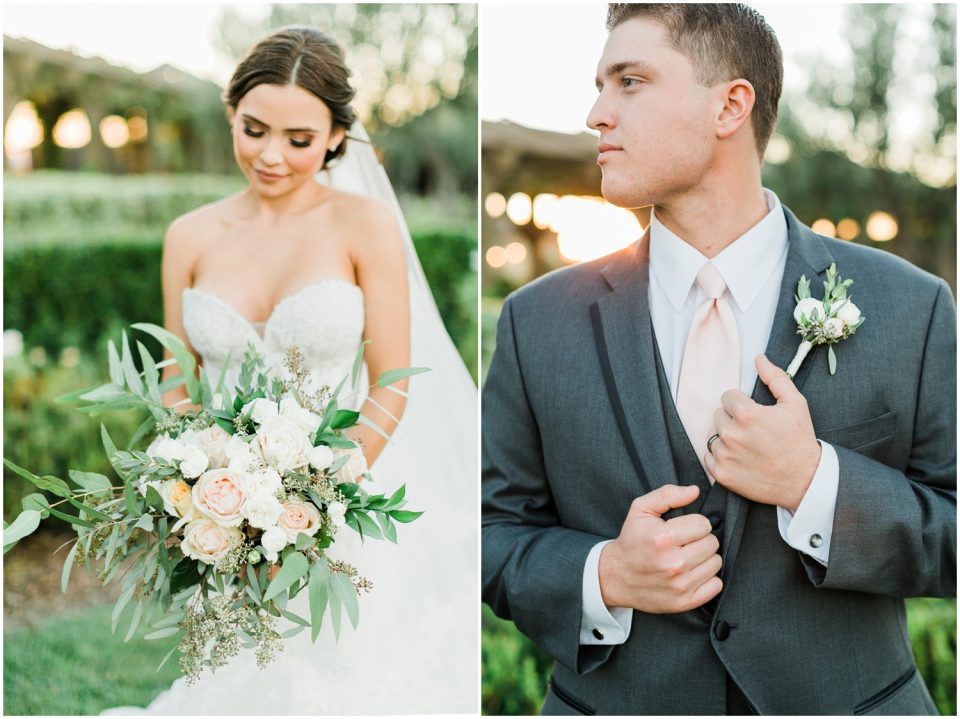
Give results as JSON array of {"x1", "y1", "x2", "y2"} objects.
[{"x1": 607, "y1": 3, "x2": 783, "y2": 158}]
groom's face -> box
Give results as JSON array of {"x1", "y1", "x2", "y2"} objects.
[{"x1": 588, "y1": 18, "x2": 717, "y2": 208}]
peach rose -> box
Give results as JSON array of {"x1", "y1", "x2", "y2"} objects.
[
  {"x1": 180, "y1": 518, "x2": 242, "y2": 565},
  {"x1": 161, "y1": 479, "x2": 194, "y2": 518},
  {"x1": 277, "y1": 499, "x2": 322, "y2": 543},
  {"x1": 192, "y1": 468, "x2": 247, "y2": 527}
]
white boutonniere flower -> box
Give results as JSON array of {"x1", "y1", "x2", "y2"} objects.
[{"x1": 786, "y1": 263, "x2": 865, "y2": 378}]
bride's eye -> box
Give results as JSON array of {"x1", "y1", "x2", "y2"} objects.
[
  {"x1": 289, "y1": 138, "x2": 313, "y2": 148},
  {"x1": 243, "y1": 126, "x2": 265, "y2": 138}
]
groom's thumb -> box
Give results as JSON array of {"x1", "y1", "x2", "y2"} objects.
[{"x1": 631, "y1": 484, "x2": 699, "y2": 518}]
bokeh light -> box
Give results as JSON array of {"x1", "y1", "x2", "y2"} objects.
[
  {"x1": 836, "y1": 218, "x2": 860, "y2": 241},
  {"x1": 486, "y1": 246, "x2": 507, "y2": 268},
  {"x1": 505, "y1": 242, "x2": 527, "y2": 264},
  {"x1": 506, "y1": 192, "x2": 532, "y2": 225},
  {"x1": 4, "y1": 101, "x2": 44, "y2": 154},
  {"x1": 555, "y1": 197, "x2": 642, "y2": 263},
  {"x1": 485, "y1": 192, "x2": 506, "y2": 218},
  {"x1": 99, "y1": 115, "x2": 129, "y2": 149},
  {"x1": 866, "y1": 211, "x2": 898, "y2": 241},
  {"x1": 811, "y1": 218, "x2": 837, "y2": 237},
  {"x1": 52, "y1": 109, "x2": 92, "y2": 149}
]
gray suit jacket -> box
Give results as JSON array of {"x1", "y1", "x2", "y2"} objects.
[{"x1": 481, "y1": 206, "x2": 956, "y2": 715}]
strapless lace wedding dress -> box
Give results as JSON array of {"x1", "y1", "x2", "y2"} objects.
[{"x1": 102, "y1": 280, "x2": 477, "y2": 715}]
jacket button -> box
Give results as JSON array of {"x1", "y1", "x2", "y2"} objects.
[
  {"x1": 809, "y1": 533, "x2": 823, "y2": 548},
  {"x1": 592, "y1": 628, "x2": 604, "y2": 640},
  {"x1": 708, "y1": 513, "x2": 723, "y2": 530},
  {"x1": 714, "y1": 620, "x2": 731, "y2": 641}
]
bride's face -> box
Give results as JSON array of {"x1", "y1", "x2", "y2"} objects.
[{"x1": 230, "y1": 83, "x2": 346, "y2": 196}]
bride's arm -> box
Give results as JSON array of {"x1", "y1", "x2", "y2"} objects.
[
  {"x1": 348, "y1": 197, "x2": 411, "y2": 468},
  {"x1": 160, "y1": 217, "x2": 203, "y2": 411}
]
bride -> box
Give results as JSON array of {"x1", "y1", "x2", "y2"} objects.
[{"x1": 103, "y1": 26, "x2": 477, "y2": 715}]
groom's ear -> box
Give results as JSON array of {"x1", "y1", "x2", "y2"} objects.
[{"x1": 714, "y1": 78, "x2": 756, "y2": 142}]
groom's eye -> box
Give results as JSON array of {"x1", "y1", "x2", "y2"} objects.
[{"x1": 622, "y1": 76, "x2": 642, "y2": 88}]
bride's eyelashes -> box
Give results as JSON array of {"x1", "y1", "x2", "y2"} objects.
[{"x1": 242, "y1": 125, "x2": 313, "y2": 148}]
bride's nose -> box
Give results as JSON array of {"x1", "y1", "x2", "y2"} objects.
[{"x1": 259, "y1": 138, "x2": 284, "y2": 166}]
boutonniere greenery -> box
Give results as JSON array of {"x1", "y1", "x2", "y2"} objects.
[{"x1": 786, "y1": 263, "x2": 865, "y2": 378}]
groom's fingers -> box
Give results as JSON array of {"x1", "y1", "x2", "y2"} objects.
[
  {"x1": 756, "y1": 353, "x2": 799, "y2": 403},
  {"x1": 689, "y1": 574, "x2": 724, "y2": 609},
  {"x1": 677, "y1": 531, "x2": 721, "y2": 570},
  {"x1": 631, "y1": 484, "x2": 700, "y2": 518},
  {"x1": 664, "y1": 513, "x2": 714, "y2": 546}
]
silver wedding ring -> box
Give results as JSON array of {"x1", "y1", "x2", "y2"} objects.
[{"x1": 707, "y1": 433, "x2": 720, "y2": 455}]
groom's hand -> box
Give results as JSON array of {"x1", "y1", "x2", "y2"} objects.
[
  {"x1": 598, "y1": 484, "x2": 723, "y2": 614},
  {"x1": 704, "y1": 354, "x2": 821, "y2": 511}
]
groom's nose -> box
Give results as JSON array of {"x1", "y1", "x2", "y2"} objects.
[{"x1": 587, "y1": 92, "x2": 616, "y2": 131}]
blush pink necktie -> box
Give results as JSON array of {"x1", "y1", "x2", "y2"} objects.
[{"x1": 676, "y1": 263, "x2": 740, "y2": 482}]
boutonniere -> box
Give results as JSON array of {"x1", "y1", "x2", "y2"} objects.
[{"x1": 786, "y1": 263, "x2": 865, "y2": 378}]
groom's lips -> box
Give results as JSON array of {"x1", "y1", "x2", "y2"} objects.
[{"x1": 597, "y1": 142, "x2": 623, "y2": 164}]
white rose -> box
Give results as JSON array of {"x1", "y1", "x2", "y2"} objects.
[
  {"x1": 308, "y1": 445, "x2": 335, "y2": 471},
  {"x1": 190, "y1": 425, "x2": 231, "y2": 468},
  {"x1": 835, "y1": 300, "x2": 861, "y2": 327},
  {"x1": 335, "y1": 447, "x2": 368, "y2": 484},
  {"x1": 823, "y1": 317, "x2": 844, "y2": 339},
  {"x1": 256, "y1": 416, "x2": 311, "y2": 472},
  {"x1": 137, "y1": 477, "x2": 163, "y2": 497},
  {"x1": 327, "y1": 501, "x2": 347, "y2": 528},
  {"x1": 192, "y1": 468, "x2": 248, "y2": 527},
  {"x1": 243, "y1": 397, "x2": 279, "y2": 425},
  {"x1": 241, "y1": 494, "x2": 284, "y2": 529},
  {"x1": 179, "y1": 445, "x2": 209, "y2": 479},
  {"x1": 245, "y1": 467, "x2": 283, "y2": 497},
  {"x1": 260, "y1": 525, "x2": 289, "y2": 563},
  {"x1": 224, "y1": 434, "x2": 259, "y2": 473},
  {"x1": 793, "y1": 297, "x2": 825, "y2": 325},
  {"x1": 146, "y1": 434, "x2": 187, "y2": 463},
  {"x1": 180, "y1": 518, "x2": 242, "y2": 565},
  {"x1": 279, "y1": 397, "x2": 323, "y2": 436}
]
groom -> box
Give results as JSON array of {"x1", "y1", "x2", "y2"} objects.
[{"x1": 481, "y1": 4, "x2": 956, "y2": 715}]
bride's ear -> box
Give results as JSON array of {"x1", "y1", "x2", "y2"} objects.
[{"x1": 329, "y1": 125, "x2": 347, "y2": 152}]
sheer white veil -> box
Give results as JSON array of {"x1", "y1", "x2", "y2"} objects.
[{"x1": 317, "y1": 120, "x2": 478, "y2": 573}]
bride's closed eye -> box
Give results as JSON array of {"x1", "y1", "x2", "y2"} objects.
[{"x1": 243, "y1": 125, "x2": 265, "y2": 138}]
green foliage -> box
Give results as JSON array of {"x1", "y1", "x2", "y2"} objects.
[
  {"x1": 4, "y1": 603, "x2": 182, "y2": 715},
  {"x1": 480, "y1": 600, "x2": 956, "y2": 715}
]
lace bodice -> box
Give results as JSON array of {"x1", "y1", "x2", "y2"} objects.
[{"x1": 182, "y1": 279, "x2": 366, "y2": 402}]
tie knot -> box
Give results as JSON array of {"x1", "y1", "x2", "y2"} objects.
[{"x1": 696, "y1": 263, "x2": 727, "y2": 299}]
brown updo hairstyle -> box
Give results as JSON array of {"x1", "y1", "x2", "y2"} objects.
[{"x1": 224, "y1": 26, "x2": 358, "y2": 165}]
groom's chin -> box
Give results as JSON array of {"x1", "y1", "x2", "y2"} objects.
[{"x1": 599, "y1": 178, "x2": 649, "y2": 210}]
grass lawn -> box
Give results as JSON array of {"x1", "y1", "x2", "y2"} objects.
[{"x1": 4, "y1": 602, "x2": 181, "y2": 715}]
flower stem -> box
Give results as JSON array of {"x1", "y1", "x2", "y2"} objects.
[{"x1": 786, "y1": 340, "x2": 814, "y2": 378}]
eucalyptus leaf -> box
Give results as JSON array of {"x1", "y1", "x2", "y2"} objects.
[
  {"x1": 388, "y1": 509, "x2": 423, "y2": 523},
  {"x1": 828, "y1": 345, "x2": 837, "y2": 375},
  {"x1": 263, "y1": 552, "x2": 310, "y2": 602},
  {"x1": 3, "y1": 458, "x2": 71, "y2": 498},
  {"x1": 66, "y1": 496, "x2": 113, "y2": 523},
  {"x1": 120, "y1": 330, "x2": 144, "y2": 396},
  {"x1": 295, "y1": 532, "x2": 315, "y2": 551},
  {"x1": 376, "y1": 511, "x2": 398, "y2": 543},
  {"x1": 132, "y1": 323, "x2": 200, "y2": 402},
  {"x1": 356, "y1": 415, "x2": 392, "y2": 444},
  {"x1": 47, "y1": 507, "x2": 97, "y2": 529},
  {"x1": 281, "y1": 625, "x2": 308, "y2": 638},
  {"x1": 124, "y1": 599, "x2": 145, "y2": 643},
  {"x1": 3, "y1": 510, "x2": 41, "y2": 550},
  {"x1": 112, "y1": 583, "x2": 137, "y2": 634},
  {"x1": 375, "y1": 366, "x2": 430, "y2": 388},
  {"x1": 22, "y1": 493, "x2": 50, "y2": 518},
  {"x1": 309, "y1": 561, "x2": 330, "y2": 642},
  {"x1": 350, "y1": 340, "x2": 370, "y2": 389},
  {"x1": 143, "y1": 626, "x2": 180, "y2": 641},
  {"x1": 331, "y1": 572, "x2": 359, "y2": 629},
  {"x1": 68, "y1": 470, "x2": 112, "y2": 494},
  {"x1": 354, "y1": 511, "x2": 383, "y2": 541},
  {"x1": 156, "y1": 645, "x2": 179, "y2": 673}
]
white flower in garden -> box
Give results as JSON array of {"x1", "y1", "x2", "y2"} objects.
[
  {"x1": 160, "y1": 479, "x2": 194, "y2": 518},
  {"x1": 279, "y1": 397, "x2": 323, "y2": 436},
  {"x1": 277, "y1": 499, "x2": 323, "y2": 543},
  {"x1": 823, "y1": 317, "x2": 844, "y2": 339},
  {"x1": 190, "y1": 425, "x2": 231, "y2": 468},
  {"x1": 260, "y1": 525, "x2": 289, "y2": 563},
  {"x1": 179, "y1": 445, "x2": 209, "y2": 480},
  {"x1": 245, "y1": 467, "x2": 283, "y2": 497},
  {"x1": 793, "y1": 298, "x2": 825, "y2": 325},
  {"x1": 241, "y1": 494, "x2": 284, "y2": 530},
  {"x1": 327, "y1": 501, "x2": 347, "y2": 528},
  {"x1": 835, "y1": 300, "x2": 861, "y2": 327},
  {"x1": 4, "y1": 329, "x2": 24, "y2": 358},
  {"x1": 243, "y1": 397, "x2": 279, "y2": 425},
  {"x1": 224, "y1": 434, "x2": 259, "y2": 473},
  {"x1": 308, "y1": 445, "x2": 335, "y2": 471},
  {"x1": 335, "y1": 447, "x2": 368, "y2": 484},
  {"x1": 192, "y1": 468, "x2": 248, "y2": 527},
  {"x1": 180, "y1": 518, "x2": 242, "y2": 565},
  {"x1": 255, "y1": 416, "x2": 311, "y2": 472},
  {"x1": 146, "y1": 434, "x2": 187, "y2": 463}
]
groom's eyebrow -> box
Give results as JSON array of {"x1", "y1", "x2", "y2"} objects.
[
  {"x1": 595, "y1": 60, "x2": 657, "y2": 90},
  {"x1": 241, "y1": 113, "x2": 319, "y2": 134}
]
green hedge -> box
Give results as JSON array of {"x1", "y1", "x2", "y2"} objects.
[{"x1": 481, "y1": 602, "x2": 956, "y2": 715}]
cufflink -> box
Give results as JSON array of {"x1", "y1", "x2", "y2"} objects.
[
  {"x1": 809, "y1": 533, "x2": 823, "y2": 548},
  {"x1": 592, "y1": 628, "x2": 604, "y2": 640}
]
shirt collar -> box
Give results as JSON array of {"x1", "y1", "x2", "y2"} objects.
[{"x1": 648, "y1": 188, "x2": 788, "y2": 313}]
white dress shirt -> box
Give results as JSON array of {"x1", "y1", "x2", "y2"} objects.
[{"x1": 580, "y1": 189, "x2": 839, "y2": 645}]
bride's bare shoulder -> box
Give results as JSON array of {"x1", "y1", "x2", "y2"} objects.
[
  {"x1": 322, "y1": 188, "x2": 403, "y2": 249},
  {"x1": 164, "y1": 193, "x2": 246, "y2": 257}
]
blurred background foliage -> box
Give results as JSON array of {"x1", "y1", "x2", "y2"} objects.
[
  {"x1": 3, "y1": 6, "x2": 476, "y2": 714},
  {"x1": 480, "y1": 4, "x2": 956, "y2": 715}
]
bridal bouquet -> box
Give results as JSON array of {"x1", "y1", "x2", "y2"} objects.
[{"x1": 3, "y1": 324, "x2": 423, "y2": 682}]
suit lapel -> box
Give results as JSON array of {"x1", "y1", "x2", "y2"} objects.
[
  {"x1": 592, "y1": 232, "x2": 681, "y2": 496},
  {"x1": 722, "y1": 206, "x2": 836, "y2": 572}
]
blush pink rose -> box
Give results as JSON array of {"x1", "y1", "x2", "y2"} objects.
[
  {"x1": 192, "y1": 468, "x2": 247, "y2": 527},
  {"x1": 277, "y1": 499, "x2": 322, "y2": 543},
  {"x1": 180, "y1": 518, "x2": 242, "y2": 565}
]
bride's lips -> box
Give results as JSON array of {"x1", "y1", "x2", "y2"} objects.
[
  {"x1": 255, "y1": 168, "x2": 287, "y2": 183},
  {"x1": 597, "y1": 142, "x2": 623, "y2": 164}
]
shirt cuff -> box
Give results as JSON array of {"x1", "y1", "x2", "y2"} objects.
[
  {"x1": 580, "y1": 540, "x2": 633, "y2": 645},
  {"x1": 777, "y1": 440, "x2": 839, "y2": 566}
]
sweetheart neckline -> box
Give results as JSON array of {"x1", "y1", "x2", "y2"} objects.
[{"x1": 183, "y1": 279, "x2": 363, "y2": 339}]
